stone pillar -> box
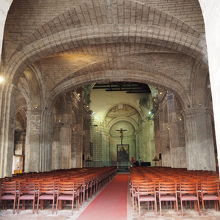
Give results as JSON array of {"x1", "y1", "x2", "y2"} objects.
[
  {"x1": 71, "y1": 130, "x2": 83, "y2": 168},
  {"x1": 167, "y1": 92, "x2": 186, "y2": 168},
  {"x1": 71, "y1": 111, "x2": 83, "y2": 168},
  {"x1": 71, "y1": 129, "x2": 83, "y2": 168},
  {"x1": 71, "y1": 128, "x2": 77, "y2": 167},
  {"x1": 91, "y1": 124, "x2": 102, "y2": 162},
  {"x1": 52, "y1": 113, "x2": 72, "y2": 170},
  {"x1": 74, "y1": 129, "x2": 83, "y2": 168},
  {"x1": 51, "y1": 123, "x2": 61, "y2": 170},
  {"x1": 82, "y1": 113, "x2": 91, "y2": 163},
  {"x1": 40, "y1": 111, "x2": 53, "y2": 172},
  {"x1": 0, "y1": 84, "x2": 16, "y2": 177},
  {"x1": 60, "y1": 123, "x2": 72, "y2": 169},
  {"x1": 25, "y1": 109, "x2": 42, "y2": 172},
  {"x1": 159, "y1": 113, "x2": 170, "y2": 167},
  {"x1": 101, "y1": 129, "x2": 109, "y2": 165},
  {"x1": 147, "y1": 120, "x2": 155, "y2": 164},
  {"x1": 184, "y1": 107, "x2": 216, "y2": 171},
  {"x1": 135, "y1": 131, "x2": 139, "y2": 160},
  {"x1": 154, "y1": 115, "x2": 161, "y2": 157}
]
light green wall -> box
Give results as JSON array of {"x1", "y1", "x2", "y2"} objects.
[
  {"x1": 90, "y1": 89, "x2": 144, "y2": 123},
  {"x1": 90, "y1": 89, "x2": 156, "y2": 165}
]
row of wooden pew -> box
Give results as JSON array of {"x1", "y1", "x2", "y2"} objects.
[
  {"x1": 129, "y1": 167, "x2": 220, "y2": 215},
  {"x1": 0, "y1": 167, "x2": 117, "y2": 214}
]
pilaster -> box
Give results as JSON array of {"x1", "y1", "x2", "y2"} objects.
[
  {"x1": 184, "y1": 107, "x2": 216, "y2": 171},
  {"x1": 25, "y1": 109, "x2": 42, "y2": 172}
]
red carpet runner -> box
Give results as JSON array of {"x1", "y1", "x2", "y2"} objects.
[{"x1": 77, "y1": 174, "x2": 128, "y2": 220}]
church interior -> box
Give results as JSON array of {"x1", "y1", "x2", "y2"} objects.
[{"x1": 0, "y1": 0, "x2": 220, "y2": 219}]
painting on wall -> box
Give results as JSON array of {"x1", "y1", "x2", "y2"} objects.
[{"x1": 117, "y1": 144, "x2": 129, "y2": 162}]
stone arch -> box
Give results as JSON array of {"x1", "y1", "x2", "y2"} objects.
[
  {"x1": 47, "y1": 69, "x2": 190, "y2": 112},
  {"x1": 0, "y1": 0, "x2": 206, "y2": 63},
  {"x1": 15, "y1": 92, "x2": 27, "y2": 131},
  {"x1": 107, "y1": 117, "x2": 139, "y2": 132},
  {"x1": 54, "y1": 55, "x2": 189, "y2": 84},
  {"x1": 5, "y1": 27, "x2": 205, "y2": 84},
  {"x1": 103, "y1": 103, "x2": 144, "y2": 123},
  {"x1": 16, "y1": 0, "x2": 200, "y2": 48},
  {"x1": 28, "y1": 64, "x2": 46, "y2": 107},
  {"x1": 0, "y1": 62, "x2": 46, "y2": 175},
  {"x1": 13, "y1": 93, "x2": 27, "y2": 173},
  {"x1": 109, "y1": 120, "x2": 136, "y2": 137},
  {"x1": 190, "y1": 61, "x2": 209, "y2": 107},
  {"x1": 14, "y1": 63, "x2": 45, "y2": 112},
  {"x1": 204, "y1": 74, "x2": 213, "y2": 110},
  {"x1": 0, "y1": 0, "x2": 13, "y2": 61}
]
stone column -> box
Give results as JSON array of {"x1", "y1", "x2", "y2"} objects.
[
  {"x1": 91, "y1": 124, "x2": 102, "y2": 163},
  {"x1": 82, "y1": 113, "x2": 91, "y2": 163},
  {"x1": 135, "y1": 131, "x2": 139, "y2": 160},
  {"x1": 71, "y1": 111, "x2": 83, "y2": 168},
  {"x1": 40, "y1": 110, "x2": 53, "y2": 172},
  {"x1": 101, "y1": 129, "x2": 109, "y2": 165},
  {"x1": 72, "y1": 128, "x2": 83, "y2": 168},
  {"x1": 0, "y1": 84, "x2": 16, "y2": 177},
  {"x1": 167, "y1": 92, "x2": 186, "y2": 168},
  {"x1": 168, "y1": 121, "x2": 186, "y2": 168},
  {"x1": 71, "y1": 128, "x2": 77, "y2": 168},
  {"x1": 51, "y1": 123, "x2": 61, "y2": 170},
  {"x1": 154, "y1": 115, "x2": 161, "y2": 157},
  {"x1": 76, "y1": 131, "x2": 83, "y2": 168},
  {"x1": 52, "y1": 113, "x2": 72, "y2": 170},
  {"x1": 184, "y1": 107, "x2": 216, "y2": 171},
  {"x1": 71, "y1": 130, "x2": 83, "y2": 168},
  {"x1": 25, "y1": 109, "x2": 42, "y2": 172},
  {"x1": 159, "y1": 109, "x2": 170, "y2": 167},
  {"x1": 60, "y1": 123, "x2": 72, "y2": 169}
]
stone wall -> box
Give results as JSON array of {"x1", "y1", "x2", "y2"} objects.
[
  {"x1": 154, "y1": 90, "x2": 186, "y2": 168},
  {"x1": 51, "y1": 90, "x2": 91, "y2": 170}
]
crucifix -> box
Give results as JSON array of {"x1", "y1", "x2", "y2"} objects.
[{"x1": 116, "y1": 128, "x2": 127, "y2": 145}]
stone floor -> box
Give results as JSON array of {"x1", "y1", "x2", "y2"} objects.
[
  {"x1": 2, "y1": 207, "x2": 220, "y2": 220},
  {"x1": 127, "y1": 188, "x2": 220, "y2": 220},
  {"x1": 0, "y1": 198, "x2": 91, "y2": 220},
  {"x1": 1, "y1": 178, "x2": 220, "y2": 220},
  {"x1": 129, "y1": 208, "x2": 220, "y2": 220}
]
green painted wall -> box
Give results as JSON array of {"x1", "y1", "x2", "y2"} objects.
[{"x1": 90, "y1": 89, "x2": 155, "y2": 165}]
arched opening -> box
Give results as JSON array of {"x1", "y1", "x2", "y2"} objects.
[
  {"x1": 12, "y1": 93, "x2": 27, "y2": 174},
  {"x1": 40, "y1": 79, "x2": 188, "y2": 172},
  {"x1": 89, "y1": 82, "x2": 155, "y2": 170}
]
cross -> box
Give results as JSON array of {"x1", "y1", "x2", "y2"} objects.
[{"x1": 116, "y1": 128, "x2": 127, "y2": 145}]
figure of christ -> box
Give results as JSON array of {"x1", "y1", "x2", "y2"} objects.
[{"x1": 116, "y1": 128, "x2": 127, "y2": 145}]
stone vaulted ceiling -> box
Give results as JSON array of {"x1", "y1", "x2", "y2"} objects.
[{"x1": 3, "y1": 0, "x2": 208, "y2": 110}]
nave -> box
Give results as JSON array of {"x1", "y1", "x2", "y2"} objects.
[{"x1": 1, "y1": 167, "x2": 220, "y2": 220}]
